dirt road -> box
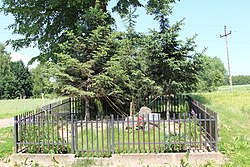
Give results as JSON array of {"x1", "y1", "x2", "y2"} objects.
[{"x1": 0, "y1": 118, "x2": 13, "y2": 128}]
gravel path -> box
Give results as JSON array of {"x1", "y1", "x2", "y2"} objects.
[{"x1": 0, "y1": 118, "x2": 13, "y2": 128}]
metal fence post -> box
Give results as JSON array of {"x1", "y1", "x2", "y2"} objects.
[
  {"x1": 214, "y1": 113, "x2": 218, "y2": 152},
  {"x1": 111, "y1": 115, "x2": 115, "y2": 154},
  {"x1": 71, "y1": 114, "x2": 75, "y2": 154},
  {"x1": 69, "y1": 97, "x2": 72, "y2": 115},
  {"x1": 14, "y1": 116, "x2": 18, "y2": 153}
]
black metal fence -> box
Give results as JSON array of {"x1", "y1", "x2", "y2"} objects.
[{"x1": 14, "y1": 95, "x2": 218, "y2": 157}]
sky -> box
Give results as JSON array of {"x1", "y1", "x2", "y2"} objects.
[{"x1": 0, "y1": 0, "x2": 250, "y2": 75}]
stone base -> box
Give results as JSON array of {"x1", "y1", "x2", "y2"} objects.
[{"x1": 9, "y1": 152, "x2": 227, "y2": 167}]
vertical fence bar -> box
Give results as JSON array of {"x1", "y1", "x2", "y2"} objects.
[
  {"x1": 47, "y1": 111, "x2": 50, "y2": 151},
  {"x1": 122, "y1": 116, "x2": 125, "y2": 152},
  {"x1": 153, "y1": 115, "x2": 156, "y2": 152},
  {"x1": 183, "y1": 113, "x2": 186, "y2": 150},
  {"x1": 168, "y1": 112, "x2": 171, "y2": 151},
  {"x1": 163, "y1": 118, "x2": 166, "y2": 151},
  {"x1": 75, "y1": 120, "x2": 78, "y2": 154},
  {"x1": 117, "y1": 115, "x2": 120, "y2": 153},
  {"x1": 199, "y1": 113, "x2": 202, "y2": 151},
  {"x1": 86, "y1": 118, "x2": 89, "y2": 154},
  {"x1": 137, "y1": 115, "x2": 140, "y2": 153},
  {"x1": 28, "y1": 112, "x2": 31, "y2": 149},
  {"x1": 57, "y1": 114, "x2": 60, "y2": 152},
  {"x1": 38, "y1": 115, "x2": 41, "y2": 152},
  {"x1": 91, "y1": 120, "x2": 94, "y2": 155},
  {"x1": 96, "y1": 117, "x2": 99, "y2": 156},
  {"x1": 214, "y1": 113, "x2": 218, "y2": 152},
  {"x1": 189, "y1": 113, "x2": 191, "y2": 150},
  {"x1": 209, "y1": 114, "x2": 212, "y2": 151},
  {"x1": 81, "y1": 115, "x2": 83, "y2": 156},
  {"x1": 127, "y1": 116, "x2": 130, "y2": 151},
  {"x1": 157, "y1": 115, "x2": 160, "y2": 153},
  {"x1": 142, "y1": 116, "x2": 145, "y2": 152},
  {"x1": 173, "y1": 113, "x2": 176, "y2": 151},
  {"x1": 71, "y1": 114, "x2": 75, "y2": 154},
  {"x1": 107, "y1": 118, "x2": 110, "y2": 156},
  {"x1": 42, "y1": 112, "x2": 45, "y2": 153},
  {"x1": 111, "y1": 115, "x2": 115, "y2": 154},
  {"x1": 178, "y1": 112, "x2": 181, "y2": 151},
  {"x1": 14, "y1": 116, "x2": 18, "y2": 153},
  {"x1": 194, "y1": 112, "x2": 197, "y2": 151},
  {"x1": 204, "y1": 108, "x2": 207, "y2": 148},
  {"x1": 23, "y1": 114, "x2": 27, "y2": 151},
  {"x1": 61, "y1": 115, "x2": 64, "y2": 152},
  {"x1": 101, "y1": 118, "x2": 104, "y2": 156},
  {"x1": 19, "y1": 114, "x2": 22, "y2": 152},
  {"x1": 148, "y1": 114, "x2": 150, "y2": 151},
  {"x1": 132, "y1": 116, "x2": 135, "y2": 151},
  {"x1": 66, "y1": 115, "x2": 69, "y2": 153},
  {"x1": 52, "y1": 114, "x2": 55, "y2": 151}
]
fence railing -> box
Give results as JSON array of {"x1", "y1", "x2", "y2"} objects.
[{"x1": 14, "y1": 95, "x2": 218, "y2": 156}]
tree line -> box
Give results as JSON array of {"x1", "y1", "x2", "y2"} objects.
[
  {"x1": 232, "y1": 75, "x2": 250, "y2": 85},
  {"x1": 0, "y1": 45, "x2": 32, "y2": 99},
  {"x1": 0, "y1": 0, "x2": 229, "y2": 112}
]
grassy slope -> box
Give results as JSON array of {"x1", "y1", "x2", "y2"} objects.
[
  {"x1": 192, "y1": 85, "x2": 250, "y2": 166},
  {"x1": 0, "y1": 98, "x2": 64, "y2": 119}
]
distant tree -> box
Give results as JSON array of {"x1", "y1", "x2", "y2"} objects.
[
  {"x1": 0, "y1": 43, "x2": 11, "y2": 76},
  {"x1": 232, "y1": 75, "x2": 250, "y2": 85},
  {"x1": 10, "y1": 61, "x2": 33, "y2": 98},
  {"x1": 31, "y1": 64, "x2": 55, "y2": 97},
  {"x1": 0, "y1": 43, "x2": 13, "y2": 98},
  {"x1": 197, "y1": 56, "x2": 227, "y2": 91},
  {"x1": 0, "y1": 43, "x2": 33, "y2": 99}
]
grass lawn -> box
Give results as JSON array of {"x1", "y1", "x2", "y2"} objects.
[
  {"x1": 0, "y1": 127, "x2": 13, "y2": 158},
  {"x1": 0, "y1": 98, "x2": 64, "y2": 119},
  {"x1": 192, "y1": 85, "x2": 250, "y2": 166}
]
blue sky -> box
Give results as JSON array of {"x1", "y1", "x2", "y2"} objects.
[{"x1": 0, "y1": 0, "x2": 250, "y2": 75}]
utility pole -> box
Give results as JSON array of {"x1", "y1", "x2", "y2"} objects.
[{"x1": 220, "y1": 26, "x2": 232, "y2": 91}]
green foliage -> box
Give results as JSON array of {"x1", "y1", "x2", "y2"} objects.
[
  {"x1": 232, "y1": 75, "x2": 250, "y2": 85},
  {"x1": 2, "y1": 0, "x2": 207, "y2": 100},
  {"x1": 10, "y1": 61, "x2": 33, "y2": 98},
  {"x1": 31, "y1": 63, "x2": 58, "y2": 97},
  {"x1": 165, "y1": 132, "x2": 185, "y2": 152},
  {"x1": 0, "y1": 44, "x2": 33, "y2": 99},
  {"x1": 71, "y1": 159, "x2": 96, "y2": 167},
  {"x1": 197, "y1": 56, "x2": 227, "y2": 92}
]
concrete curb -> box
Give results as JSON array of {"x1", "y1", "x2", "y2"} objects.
[
  {"x1": 74, "y1": 152, "x2": 227, "y2": 167},
  {"x1": 10, "y1": 152, "x2": 227, "y2": 167},
  {"x1": 10, "y1": 154, "x2": 75, "y2": 166}
]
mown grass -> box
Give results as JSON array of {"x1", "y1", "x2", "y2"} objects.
[
  {"x1": 0, "y1": 127, "x2": 14, "y2": 158},
  {"x1": 0, "y1": 98, "x2": 64, "y2": 119},
  {"x1": 192, "y1": 85, "x2": 250, "y2": 166}
]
